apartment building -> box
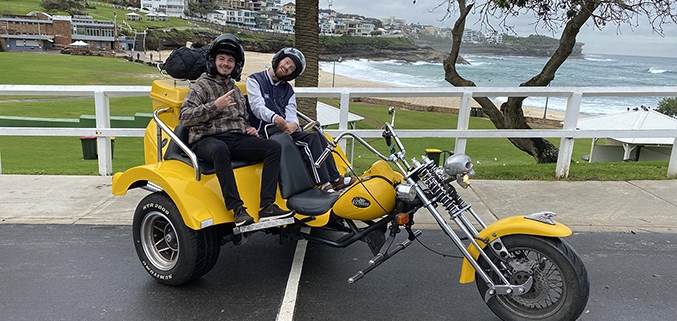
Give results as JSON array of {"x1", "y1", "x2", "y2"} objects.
[
  {"x1": 139, "y1": 0, "x2": 186, "y2": 17},
  {"x1": 1, "y1": 12, "x2": 117, "y2": 52}
]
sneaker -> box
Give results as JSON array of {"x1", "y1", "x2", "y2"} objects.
[
  {"x1": 331, "y1": 175, "x2": 358, "y2": 190},
  {"x1": 233, "y1": 206, "x2": 255, "y2": 227},
  {"x1": 258, "y1": 204, "x2": 295, "y2": 222}
]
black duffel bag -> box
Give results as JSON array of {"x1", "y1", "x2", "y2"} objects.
[{"x1": 161, "y1": 46, "x2": 208, "y2": 80}]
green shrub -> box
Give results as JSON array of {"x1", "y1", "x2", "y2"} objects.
[{"x1": 656, "y1": 97, "x2": 677, "y2": 118}]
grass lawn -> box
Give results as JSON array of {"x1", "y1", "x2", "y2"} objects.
[
  {"x1": 0, "y1": 53, "x2": 672, "y2": 179},
  {"x1": 9, "y1": 0, "x2": 192, "y2": 31}
]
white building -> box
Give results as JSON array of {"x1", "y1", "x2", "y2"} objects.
[{"x1": 140, "y1": 0, "x2": 186, "y2": 18}]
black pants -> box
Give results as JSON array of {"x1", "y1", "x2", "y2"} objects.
[
  {"x1": 192, "y1": 132, "x2": 281, "y2": 211},
  {"x1": 289, "y1": 131, "x2": 340, "y2": 185}
]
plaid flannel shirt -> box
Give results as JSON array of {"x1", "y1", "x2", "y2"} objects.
[{"x1": 179, "y1": 73, "x2": 249, "y2": 145}]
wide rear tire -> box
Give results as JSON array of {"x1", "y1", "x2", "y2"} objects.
[
  {"x1": 476, "y1": 235, "x2": 589, "y2": 321},
  {"x1": 132, "y1": 192, "x2": 220, "y2": 285}
]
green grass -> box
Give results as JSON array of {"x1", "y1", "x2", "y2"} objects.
[
  {"x1": 0, "y1": 52, "x2": 158, "y2": 86},
  {"x1": 0, "y1": 52, "x2": 156, "y2": 175},
  {"x1": 8, "y1": 0, "x2": 192, "y2": 31},
  {"x1": 0, "y1": 136, "x2": 144, "y2": 175},
  {"x1": 0, "y1": 53, "x2": 672, "y2": 179}
]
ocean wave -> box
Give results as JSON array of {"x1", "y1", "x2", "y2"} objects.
[
  {"x1": 459, "y1": 60, "x2": 490, "y2": 66},
  {"x1": 584, "y1": 56, "x2": 617, "y2": 62},
  {"x1": 464, "y1": 55, "x2": 507, "y2": 60},
  {"x1": 647, "y1": 67, "x2": 670, "y2": 74}
]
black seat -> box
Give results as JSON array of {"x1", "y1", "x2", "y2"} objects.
[
  {"x1": 163, "y1": 125, "x2": 258, "y2": 175},
  {"x1": 271, "y1": 133, "x2": 339, "y2": 215}
]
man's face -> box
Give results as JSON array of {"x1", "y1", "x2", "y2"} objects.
[
  {"x1": 215, "y1": 53, "x2": 235, "y2": 76},
  {"x1": 275, "y1": 57, "x2": 297, "y2": 79}
]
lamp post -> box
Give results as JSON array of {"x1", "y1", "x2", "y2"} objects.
[
  {"x1": 332, "y1": 56, "x2": 342, "y2": 87},
  {"x1": 543, "y1": 82, "x2": 551, "y2": 119},
  {"x1": 142, "y1": 27, "x2": 148, "y2": 53},
  {"x1": 157, "y1": 38, "x2": 164, "y2": 62},
  {"x1": 543, "y1": 96, "x2": 549, "y2": 119}
]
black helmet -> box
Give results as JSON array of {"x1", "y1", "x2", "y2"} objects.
[
  {"x1": 206, "y1": 34, "x2": 245, "y2": 81},
  {"x1": 271, "y1": 48, "x2": 306, "y2": 82}
]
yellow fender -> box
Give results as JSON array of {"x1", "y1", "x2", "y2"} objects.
[
  {"x1": 113, "y1": 162, "x2": 241, "y2": 230},
  {"x1": 458, "y1": 215, "x2": 572, "y2": 284}
]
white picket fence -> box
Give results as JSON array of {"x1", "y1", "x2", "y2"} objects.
[{"x1": 1, "y1": 84, "x2": 676, "y2": 177}]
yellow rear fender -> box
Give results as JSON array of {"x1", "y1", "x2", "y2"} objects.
[
  {"x1": 113, "y1": 159, "x2": 292, "y2": 231},
  {"x1": 458, "y1": 214, "x2": 572, "y2": 284},
  {"x1": 112, "y1": 162, "x2": 230, "y2": 230}
]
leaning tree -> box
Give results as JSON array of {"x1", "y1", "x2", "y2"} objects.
[{"x1": 429, "y1": 0, "x2": 677, "y2": 163}]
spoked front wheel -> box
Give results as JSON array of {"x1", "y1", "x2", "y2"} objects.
[{"x1": 476, "y1": 235, "x2": 590, "y2": 321}]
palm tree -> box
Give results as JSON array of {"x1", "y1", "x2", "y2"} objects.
[{"x1": 293, "y1": 0, "x2": 319, "y2": 120}]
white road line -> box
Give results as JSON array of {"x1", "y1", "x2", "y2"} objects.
[{"x1": 276, "y1": 227, "x2": 310, "y2": 321}]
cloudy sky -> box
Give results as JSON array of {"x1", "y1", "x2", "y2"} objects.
[{"x1": 321, "y1": 0, "x2": 677, "y2": 58}]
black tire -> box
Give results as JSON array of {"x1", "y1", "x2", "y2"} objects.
[
  {"x1": 475, "y1": 235, "x2": 590, "y2": 321},
  {"x1": 132, "y1": 192, "x2": 220, "y2": 285}
]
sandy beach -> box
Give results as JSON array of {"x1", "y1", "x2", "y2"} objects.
[{"x1": 158, "y1": 49, "x2": 564, "y2": 122}]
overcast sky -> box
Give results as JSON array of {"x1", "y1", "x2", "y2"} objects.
[{"x1": 320, "y1": 0, "x2": 677, "y2": 58}]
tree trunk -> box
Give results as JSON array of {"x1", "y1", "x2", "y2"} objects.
[
  {"x1": 293, "y1": 0, "x2": 319, "y2": 121},
  {"x1": 444, "y1": 0, "x2": 600, "y2": 163}
]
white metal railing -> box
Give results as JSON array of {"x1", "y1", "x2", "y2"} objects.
[{"x1": 1, "y1": 84, "x2": 676, "y2": 177}]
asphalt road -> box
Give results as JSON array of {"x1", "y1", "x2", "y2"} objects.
[{"x1": 1, "y1": 225, "x2": 676, "y2": 321}]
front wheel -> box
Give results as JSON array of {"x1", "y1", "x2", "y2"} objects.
[
  {"x1": 476, "y1": 235, "x2": 589, "y2": 321},
  {"x1": 132, "y1": 192, "x2": 220, "y2": 285}
]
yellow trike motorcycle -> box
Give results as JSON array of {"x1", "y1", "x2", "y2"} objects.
[{"x1": 112, "y1": 79, "x2": 589, "y2": 321}]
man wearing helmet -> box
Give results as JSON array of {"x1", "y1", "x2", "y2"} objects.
[
  {"x1": 179, "y1": 34, "x2": 294, "y2": 227},
  {"x1": 246, "y1": 47, "x2": 357, "y2": 193}
]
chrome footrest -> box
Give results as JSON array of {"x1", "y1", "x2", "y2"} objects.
[{"x1": 233, "y1": 217, "x2": 295, "y2": 235}]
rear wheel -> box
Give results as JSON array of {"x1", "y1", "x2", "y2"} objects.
[
  {"x1": 133, "y1": 192, "x2": 220, "y2": 285},
  {"x1": 475, "y1": 235, "x2": 589, "y2": 321}
]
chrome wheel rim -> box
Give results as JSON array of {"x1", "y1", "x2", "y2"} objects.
[{"x1": 140, "y1": 211, "x2": 179, "y2": 271}]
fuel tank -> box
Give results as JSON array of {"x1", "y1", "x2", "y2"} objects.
[{"x1": 332, "y1": 160, "x2": 400, "y2": 221}]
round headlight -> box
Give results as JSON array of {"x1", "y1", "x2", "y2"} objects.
[
  {"x1": 443, "y1": 154, "x2": 475, "y2": 178},
  {"x1": 395, "y1": 184, "x2": 417, "y2": 202}
]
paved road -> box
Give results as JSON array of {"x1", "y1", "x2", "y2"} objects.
[{"x1": 1, "y1": 225, "x2": 676, "y2": 321}]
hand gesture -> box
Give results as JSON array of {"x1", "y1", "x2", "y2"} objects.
[{"x1": 215, "y1": 89, "x2": 237, "y2": 110}]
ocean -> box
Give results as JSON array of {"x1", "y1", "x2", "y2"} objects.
[{"x1": 320, "y1": 54, "x2": 677, "y2": 116}]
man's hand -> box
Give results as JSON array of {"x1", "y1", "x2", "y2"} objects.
[
  {"x1": 283, "y1": 121, "x2": 298, "y2": 134},
  {"x1": 245, "y1": 126, "x2": 258, "y2": 136},
  {"x1": 273, "y1": 115, "x2": 287, "y2": 131},
  {"x1": 215, "y1": 89, "x2": 237, "y2": 110}
]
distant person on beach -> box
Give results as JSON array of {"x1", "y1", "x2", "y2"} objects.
[{"x1": 246, "y1": 47, "x2": 357, "y2": 192}]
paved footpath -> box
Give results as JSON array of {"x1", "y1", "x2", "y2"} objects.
[{"x1": 0, "y1": 175, "x2": 676, "y2": 233}]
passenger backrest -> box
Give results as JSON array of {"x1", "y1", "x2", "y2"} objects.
[{"x1": 271, "y1": 133, "x2": 316, "y2": 199}]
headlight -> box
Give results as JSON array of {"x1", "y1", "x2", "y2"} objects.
[
  {"x1": 395, "y1": 184, "x2": 417, "y2": 202},
  {"x1": 443, "y1": 154, "x2": 476, "y2": 178}
]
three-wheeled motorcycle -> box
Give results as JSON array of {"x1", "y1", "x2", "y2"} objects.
[{"x1": 112, "y1": 79, "x2": 590, "y2": 320}]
